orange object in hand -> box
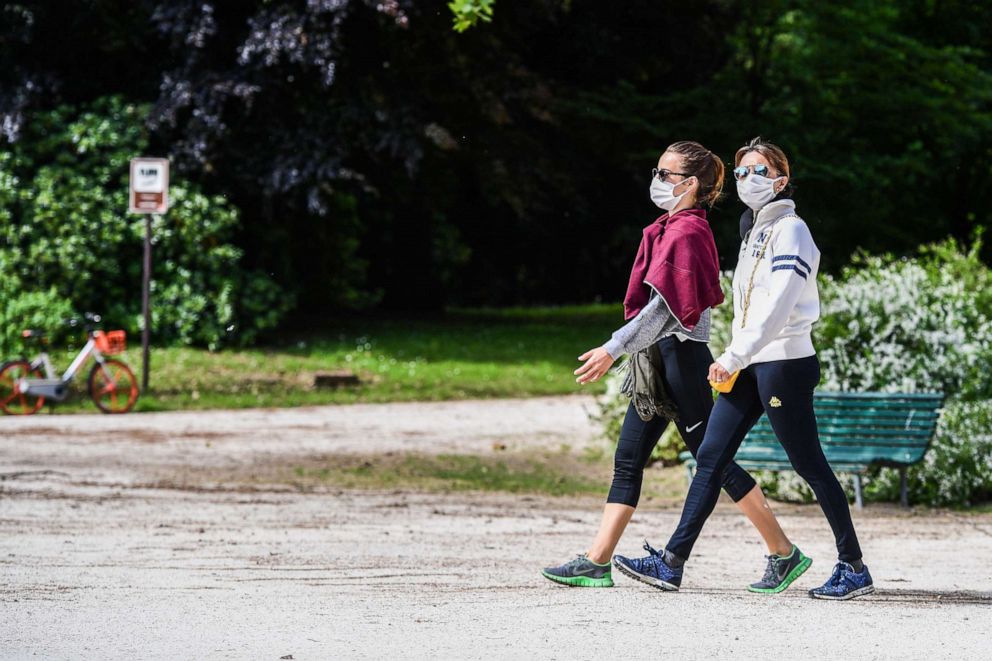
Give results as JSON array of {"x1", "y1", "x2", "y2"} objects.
[{"x1": 709, "y1": 370, "x2": 740, "y2": 393}]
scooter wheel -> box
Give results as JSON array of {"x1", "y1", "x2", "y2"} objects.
[
  {"x1": 88, "y1": 359, "x2": 139, "y2": 414},
  {"x1": 0, "y1": 360, "x2": 46, "y2": 415}
]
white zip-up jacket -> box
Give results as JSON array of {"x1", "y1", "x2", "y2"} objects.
[{"x1": 715, "y1": 199, "x2": 820, "y2": 374}]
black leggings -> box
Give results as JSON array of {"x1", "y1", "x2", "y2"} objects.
[
  {"x1": 607, "y1": 336, "x2": 757, "y2": 508},
  {"x1": 666, "y1": 355, "x2": 863, "y2": 562}
]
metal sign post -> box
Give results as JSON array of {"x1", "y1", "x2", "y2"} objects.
[{"x1": 129, "y1": 158, "x2": 170, "y2": 392}]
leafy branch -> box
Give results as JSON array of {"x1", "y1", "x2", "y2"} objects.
[{"x1": 448, "y1": 0, "x2": 495, "y2": 32}]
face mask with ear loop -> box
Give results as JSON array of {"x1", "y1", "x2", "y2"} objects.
[
  {"x1": 649, "y1": 175, "x2": 695, "y2": 212},
  {"x1": 736, "y1": 174, "x2": 785, "y2": 211}
]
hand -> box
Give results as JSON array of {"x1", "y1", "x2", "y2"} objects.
[
  {"x1": 708, "y1": 362, "x2": 731, "y2": 383},
  {"x1": 574, "y1": 347, "x2": 615, "y2": 385}
]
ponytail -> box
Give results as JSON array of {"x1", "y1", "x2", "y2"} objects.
[
  {"x1": 702, "y1": 151, "x2": 725, "y2": 208},
  {"x1": 665, "y1": 141, "x2": 725, "y2": 208}
]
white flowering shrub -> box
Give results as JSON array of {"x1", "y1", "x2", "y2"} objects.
[
  {"x1": 816, "y1": 239, "x2": 992, "y2": 400},
  {"x1": 909, "y1": 400, "x2": 992, "y2": 505},
  {"x1": 594, "y1": 238, "x2": 992, "y2": 506}
]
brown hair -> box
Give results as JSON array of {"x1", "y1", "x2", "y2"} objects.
[
  {"x1": 735, "y1": 137, "x2": 793, "y2": 196},
  {"x1": 666, "y1": 140, "x2": 725, "y2": 208}
]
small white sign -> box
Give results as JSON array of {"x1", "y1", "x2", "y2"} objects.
[{"x1": 129, "y1": 158, "x2": 170, "y2": 214}]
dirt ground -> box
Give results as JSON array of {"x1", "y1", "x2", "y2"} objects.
[{"x1": 2, "y1": 396, "x2": 990, "y2": 660}]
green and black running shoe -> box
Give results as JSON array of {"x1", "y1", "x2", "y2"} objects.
[
  {"x1": 542, "y1": 554, "x2": 614, "y2": 587},
  {"x1": 748, "y1": 545, "x2": 812, "y2": 594}
]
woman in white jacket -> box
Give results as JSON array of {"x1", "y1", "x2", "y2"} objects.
[{"x1": 613, "y1": 138, "x2": 874, "y2": 600}]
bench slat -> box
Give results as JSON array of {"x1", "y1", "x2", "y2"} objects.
[
  {"x1": 679, "y1": 454, "x2": 915, "y2": 474},
  {"x1": 809, "y1": 401, "x2": 942, "y2": 412},
  {"x1": 736, "y1": 461, "x2": 872, "y2": 473},
  {"x1": 814, "y1": 411, "x2": 939, "y2": 421},
  {"x1": 813, "y1": 391, "x2": 943, "y2": 400},
  {"x1": 736, "y1": 444, "x2": 927, "y2": 459},
  {"x1": 749, "y1": 443, "x2": 928, "y2": 454},
  {"x1": 813, "y1": 392, "x2": 944, "y2": 406},
  {"x1": 734, "y1": 449, "x2": 927, "y2": 466},
  {"x1": 813, "y1": 393, "x2": 942, "y2": 401},
  {"x1": 821, "y1": 426, "x2": 932, "y2": 437},
  {"x1": 813, "y1": 390, "x2": 944, "y2": 403},
  {"x1": 745, "y1": 431, "x2": 933, "y2": 443},
  {"x1": 816, "y1": 415, "x2": 937, "y2": 431}
]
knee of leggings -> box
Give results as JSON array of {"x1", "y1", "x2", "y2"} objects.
[
  {"x1": 610, "y1": 451, "x2": 644, "y2": 506},
  {"x1": 611, "y1": 460, "x2": 642, "y2": 487},
  {"x1": 694, "y1": 444, "x2": 723, "y2": 473},
  {"x1": 612, "y1": 442, "x2": 641, "y2": 474},
  {"x1": 720, "y1": 467, "x2": 757, "y2": 503},
  {"x1": 789, "y1": 457, "x2": 831, "y2": 485}
]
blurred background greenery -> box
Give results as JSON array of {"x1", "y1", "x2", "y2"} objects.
[{"x1": 3, "y1": 1, "x2": 991, "y2": 343}]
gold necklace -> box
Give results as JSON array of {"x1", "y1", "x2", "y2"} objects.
[
  {"x1": 740, "y1": 228, "x2": 774, "y2": 328},
  {"x1": 739, "y1": 213, "x2": 800, "y2": 328}
]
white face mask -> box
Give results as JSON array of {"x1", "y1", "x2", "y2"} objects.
[
  {"x1": 650, "y1": 176, "x2": 693, "y2": 212},
  {"x1": 736, "y1": 174, "x2": 785, "y2": 211}
]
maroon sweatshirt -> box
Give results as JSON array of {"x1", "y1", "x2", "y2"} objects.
[{"x1": 622, "y1": 207, "x2": 725, "y2": 329}]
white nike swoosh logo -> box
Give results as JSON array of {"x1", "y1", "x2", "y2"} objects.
[{"x1": 686, "y1": 421, "x2": 703, "y2": 433}]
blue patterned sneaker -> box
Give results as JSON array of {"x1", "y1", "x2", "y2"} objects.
[
  {"x1": 808, "y1": 562, "x2": 875, "y2": 600},
  {"x1": 541, "y1": 555, "x2": 614, "y2": 587},
  {"x1": 612, "y1": 540, "x2": 682, "y2": 591}
]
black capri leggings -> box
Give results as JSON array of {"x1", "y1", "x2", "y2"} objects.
[
  {"x1": 607, "y1": 336, "x2": 757, "y2": 508},
  {"x1": 665, "y1": 355, "x2": 863, "y2": 562}
]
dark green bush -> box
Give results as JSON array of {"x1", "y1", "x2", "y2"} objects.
[{"x1": 0, "y1": 96, "x2": 291, "y2": 352}]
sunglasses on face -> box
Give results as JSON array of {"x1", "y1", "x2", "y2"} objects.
[
  {"x1": 733, "y1": 164, "x2": 772, "y2": 181},
  {"x1": 652, "y1": 168, "x2": 690, "y2": 181}
]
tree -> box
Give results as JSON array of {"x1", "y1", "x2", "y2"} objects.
[
  {"x1": 448, "y1": 0, "x2": 495, "y2": 32},
  {"x1": 3, "y1": 1, "x2": 991, "y2": 323}
]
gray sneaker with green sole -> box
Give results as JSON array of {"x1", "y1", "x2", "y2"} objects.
[
  {"x1": 748, "y1": 545, "x2": 812, "y2": 594},
  {"x1": 542, "y1": 555, "x2": 614, "y2": 587}
]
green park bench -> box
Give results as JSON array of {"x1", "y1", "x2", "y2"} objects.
[{"x1": 680, "y1": 392, "x2": 945, "y2": 509}]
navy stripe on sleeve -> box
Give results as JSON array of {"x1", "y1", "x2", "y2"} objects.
[
  {"x1": 771, "y1": 264, "x2": 808, "y2": 279},
  {"x1": 771, "y1": 254, "x2": 811, "y2": 273}
]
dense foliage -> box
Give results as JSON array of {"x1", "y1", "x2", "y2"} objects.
[
  {"x1": 2, "y1": 1, "x2": 991, "y2": 320},
  {"x1": 449, "y1": 0, "x2": 495, "y2": 32},
  {"x1": 0, "y1": 97, "x2": 288, "y2": 352}
]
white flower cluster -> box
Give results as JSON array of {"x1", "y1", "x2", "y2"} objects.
[
  {"x1": 816, "y1": 255, "x2": 992, "y2": 400},
  {"x1": 918, "y1": 400, "x2": 992, "y2": 505}
]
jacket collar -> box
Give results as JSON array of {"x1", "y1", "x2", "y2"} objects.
[{"x1": 753, "y1": 199, "x2": 797, "y2": 229}]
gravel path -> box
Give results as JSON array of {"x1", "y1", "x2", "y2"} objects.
[{"x1": 2, "y1": 397, "x2": 990, "y2": 660}]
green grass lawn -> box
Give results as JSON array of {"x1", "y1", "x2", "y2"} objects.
[{"x1": 24, "y1": 303, "x2": 623, "y2": 413}]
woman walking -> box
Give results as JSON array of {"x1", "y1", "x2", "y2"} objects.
[
  {"x1": 612, "y1": 137, "x2": 874, "y2": 600},
  {"x1": 541, "y1": 141, "x2": 810, "y2": 594}
]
